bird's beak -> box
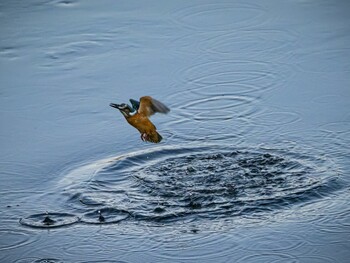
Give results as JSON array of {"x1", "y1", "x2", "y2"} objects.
[{"x1": 110, "y1": 103, "x2": 122, "y2": 110}]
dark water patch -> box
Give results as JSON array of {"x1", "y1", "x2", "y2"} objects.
[
  {"x1": 20, "y1": 212, "x2": 79, "y2": 229},
  {"x1": 49, "y1": 144, "x2": 342, "y2": 227}
]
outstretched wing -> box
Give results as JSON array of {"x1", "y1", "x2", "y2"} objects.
[{"x1": 138, "y1": 96, "x2": 170, "y2": 117}]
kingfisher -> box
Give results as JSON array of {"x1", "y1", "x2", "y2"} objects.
[{"x1": 110, "y1": 96, "x2": 170, "y2": 143}]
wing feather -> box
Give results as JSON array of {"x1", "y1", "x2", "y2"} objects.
[{"x1": 138, "y1": 96, "x2": 170, "y2": 117}]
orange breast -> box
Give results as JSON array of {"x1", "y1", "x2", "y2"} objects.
[{"x1": 126, "y1": 113, "x2": 156, "y2": 134}]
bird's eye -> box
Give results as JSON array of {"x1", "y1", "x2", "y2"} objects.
[{"x1": 121, "y1": 103, "x2": 127, "y2": 107}]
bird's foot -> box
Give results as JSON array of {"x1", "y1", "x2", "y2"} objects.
[{"x1": 141, "y1": 133, "x2": 148, "y2": 142}]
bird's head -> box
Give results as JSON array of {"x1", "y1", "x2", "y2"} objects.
[{"x1": 110, "y1": 102, "x2": 134, "y2": 117}]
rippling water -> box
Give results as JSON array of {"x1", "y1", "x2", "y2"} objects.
[{"x1": 1, "y1": 0, "x2": 350, "y2": 262}]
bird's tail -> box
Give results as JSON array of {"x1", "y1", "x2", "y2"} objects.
[
  {"x1": 156, "y1": 132, "x2": 163, "y2": 143},
  {"x1": 147, "y1": 131, "x2": 163, "y2": 143}
]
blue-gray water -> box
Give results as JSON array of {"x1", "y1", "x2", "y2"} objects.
[{"x1": 1, "y1": 0, "x2": 350, "y2": 262}]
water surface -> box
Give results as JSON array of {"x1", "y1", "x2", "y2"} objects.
[{"x1": 1, "y1": 0, "x2": 350, "y2": 262}]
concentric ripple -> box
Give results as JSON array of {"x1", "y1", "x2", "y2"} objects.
[
  {"x1": 54, "y1": 144, "x2": 341, "y2": 226},
  {"x1": 0, "y1": 229, "x2": 36, "y2": 251},
  {"x1": 20, "y1": 212, "x2": 79, "y2": 228},
  {"x1": 179, "y1": 60, "x2": 279, "y2": 91},
  {"x1": 170, "y1": 3, "x2": 267, "y2": 31},
  {"x1": 81, "y1": 207, "x2": 130, "y2": 224}
]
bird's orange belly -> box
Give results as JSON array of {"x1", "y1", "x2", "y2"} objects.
[{"x1": 127, "y1": 115, "x2": 156, "y2": 134}]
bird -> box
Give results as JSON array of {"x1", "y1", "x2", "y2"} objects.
[
  {"x1": 110, "y1": 96, "x2": 170, "y2": 143},
  {"x1": 129, "y1": 98, "x2": 140, "y2": 111}
]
